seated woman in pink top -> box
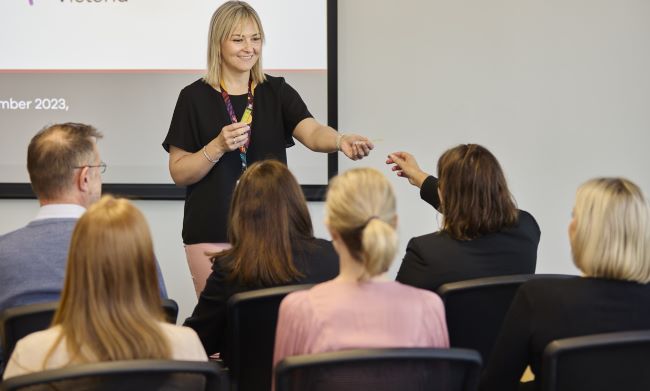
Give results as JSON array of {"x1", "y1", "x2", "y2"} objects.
[{"x1": 273, "y1": 167, "x2": 449, "y2": 367}]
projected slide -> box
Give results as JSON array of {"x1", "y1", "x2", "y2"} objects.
[{"x1": 0, "y1": 0, "x2": 329, "y2": 187}]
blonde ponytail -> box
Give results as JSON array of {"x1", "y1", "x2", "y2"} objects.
[
  {"x1": 326, "y1": 168, "x2": 398, "y2": 281},
  {"x1": 360, "y1": 218, "x2": 398, "y2": 280}
]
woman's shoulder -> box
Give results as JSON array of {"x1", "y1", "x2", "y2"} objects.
[
  {"x1": 159, "y1": 322, "x2": 200, "y2": 339},
  {"x1": 12, "y1": 326, "x2": 62, "y2": 352},
  {"x1": 178, "y1": 78, "x2": 215, "y2": 98},
  {"x1": 293, "y1": 238, "x2": 339, "y2": 281},
  {"x1": 3, "y1": 326, "x2": 65, "y2": 378},
  {"x1": 517, "y1": 209, "x2": 536, "y2": 222},
  {"x1": 501, "y1": 209, "x2": 541, "y2": 240},
  {"x1": 257, "y1": 74, "x2": 298, "y2": 95},
  {"x1": 294, "y1": 237, "x2": 336, "y2": 258},
  {"x1": 390, "y1": 280, "x2": 444, "y2": 303},
  {"x1": 280, "y1": 288, "x2": 313, "y2": 315},
  {"x1": 158, "y1": 322, "x2": 208, "y2": 361},
  {"x1": 260, "y1": 74, "x2": 287, "y2": 87}
]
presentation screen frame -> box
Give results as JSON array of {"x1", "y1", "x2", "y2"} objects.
[{"x1": 0, "y1": 0, "x2": 338, "y2": 202}]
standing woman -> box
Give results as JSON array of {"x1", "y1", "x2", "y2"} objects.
[{"x1": 162, "y1": 1, "x2": 373, "y2": 296}]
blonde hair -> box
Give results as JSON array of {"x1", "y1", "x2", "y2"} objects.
[
  {"x1": 571, "y1": 177, "x2": 650, "y2": 283},
  {"x1": 326, "y1": 168, "x2": 398, "y2": 281},
  {"x1": 204, "y1": 1, "x2": 266, "y2": 88},
  {"x1": 46, "y1": 195, "x2": 169, "y2": 366}
]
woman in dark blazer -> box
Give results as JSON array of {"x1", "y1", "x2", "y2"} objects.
[
  {"x1": 387, "y1": 144, "x2": 540, "y2": 292},
  {"x1": 183, "y1": 160, "x2": 338, "y2": 360},
  {"x1": 480, "y1": 177, "x2": 650, "y2": 391}
]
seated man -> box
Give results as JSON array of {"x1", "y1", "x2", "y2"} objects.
[{"x1": 0, "y1": 122, "x2": 168, "y2": 315}]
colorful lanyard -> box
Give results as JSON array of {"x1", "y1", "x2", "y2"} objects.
[{"x1": 220, "y1": 78, "x2": 254, "y2": 172}]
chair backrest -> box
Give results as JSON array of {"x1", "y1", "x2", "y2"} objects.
[
  {"x1": 541, "y1": 330, "x2": 650, "y2": 391},
  {"x1": 0, "y1": 301, "x2": 58, "y2": 364},
  {"x1": 1, "y1": 298, "x2": 180, "y2": 364},
  {"x1": 227, "y1": 284, "x2": 313, "y2": 391},
  {"x1": 437, "y1": 274, "x2": 575, "y2": 361},
  {"x1": 162, "y1": 298, "x2": 179, "y2": 324},
  {"x1": 0, "y1": 360, "x2": 228, "y2": 391},
  {"x1": 275, "y1": 347, "x2": 482, "y2": 391}
]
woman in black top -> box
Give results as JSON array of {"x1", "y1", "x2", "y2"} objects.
[
  {"x1": 386, "y1": 144, "x2": 540, "y2": 292},
  {"x1": 183, "y1": 160, "x2": 339, "y2": 360},
  {"x1": 162, "y1": 1, "x2": 371, "y2": 296},
  {"x1": 480, "y1": 177, "x2": 650, "y2": 391}
]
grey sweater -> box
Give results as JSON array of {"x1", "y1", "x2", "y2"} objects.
[{"x1": 0, "y1": 218, "x2": 168, "y2": 313}]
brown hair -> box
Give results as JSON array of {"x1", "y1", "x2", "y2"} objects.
[
  {"x1": 437, "y1": 144, "x2": 518, "y2": 240},
  {"x1": 204, "y1": 1, "x2": 266, "y2": 87},
  {"x1": 27, "y1": 122, "x2": 103, "y2": 200},
  {"x1": 326, "y1": 168, "x2": 398, "y2": 281},
  {"x1": 571, "y1": 178, "x2": 650, "y2": 283},
  {"x1": 214, "y1": 160, "x2": 313, "y2": 285},
  {"x1": 47, "y1": 196, "x2": 169, "y2": 365}
]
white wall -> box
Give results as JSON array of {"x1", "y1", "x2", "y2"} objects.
[{"x1": 2, "y1": 0, "x2": 650, "y2": 322}]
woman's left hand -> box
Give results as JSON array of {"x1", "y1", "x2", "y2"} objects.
[{"x1": 340, "y1": 134, "x2": 374, "y2": 160}]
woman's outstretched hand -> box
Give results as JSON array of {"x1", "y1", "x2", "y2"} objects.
[{"x1": 386, "y1": 151, "x2": 429, "y2": 189}]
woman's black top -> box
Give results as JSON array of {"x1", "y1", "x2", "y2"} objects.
[{"x1": 163, "y1": 75, "x2": 311, "y2": 243}]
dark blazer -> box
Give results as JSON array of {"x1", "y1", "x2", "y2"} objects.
[
  {"x1": 396, "y1": 176, "x2": 540, "y2": 292},
  {"x1": 183, "y1": 238, "x2": 339, "y2": 358},
  {"x1": 480, "y1": 277, "x2": 650, "y2": 391}
]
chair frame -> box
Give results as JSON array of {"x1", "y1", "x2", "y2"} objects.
[
  {"x1": 0, "y1": 301, "x2": 58, "y2": 364},
  {"x1": 541, "y1": 329, "x2": 650, "y2": 391},
  {"x1": 1, "y1": 298, "x2": 179, "y2": 364},
  {"x1": 226, "y1": 284, "x2": 313, "y2": 390},
  {"x1": 275, "y1": 347, "x2": 482, "y2": 391},
  {"x1": 437, "y1": 274, "x2": 576, "y2": 361},
  {"x1": 0, "y1": 360, "x2": 228, "y2": 391},
  {"x1": 437, "y1": 274, "x2": 575, "y2": 297}
]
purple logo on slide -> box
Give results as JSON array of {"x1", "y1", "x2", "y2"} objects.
[{"x1": 28, "y1": 0, "x2": 34, "y2": 5}]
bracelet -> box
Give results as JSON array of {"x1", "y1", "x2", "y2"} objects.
[
  {"x1": 335, "y1": 133, "x2": 346, "y2": 152},
  {"x1": 202, "y1": 146, "x2": 219, "y2": 164}
]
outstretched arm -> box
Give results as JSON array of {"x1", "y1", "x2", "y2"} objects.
[
  {"x1": 293, "y1": 117, "x2": 374, "y2": 161},
  {"x1": 386, "y1": 151, "x2": 430, "y2": 188}
]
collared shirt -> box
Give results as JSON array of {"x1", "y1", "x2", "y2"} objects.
[{"x1": 33, "y1": 204, "x2": 86, "y2": 221}]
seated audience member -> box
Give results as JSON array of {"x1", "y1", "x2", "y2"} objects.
[
  {"x1": 386, "y1": 144, "x2": 540, "y2": 292},
  {"x1": 273, "y1": 168, "x2": 449, "y2": 367},
  {"x1": 183, "y1": 160, "x2": 339, "y2": 360},
  {"x1": 0, "y1": 123, "x2": 166, "y2": 315},
  {"x1": 480, "y1": 177, "x2": 650, "y2": 391},
  {"x1": 2, "y1": 196, "x2": 207, "y2": 379}
]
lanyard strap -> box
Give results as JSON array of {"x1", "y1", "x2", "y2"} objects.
[{"x1": 220, "y1": 78, "x2": 254, "y2": 172}]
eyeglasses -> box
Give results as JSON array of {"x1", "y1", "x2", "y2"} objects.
[{"x1": 75, "y1": 161, "x2": 107, "y2": 174}]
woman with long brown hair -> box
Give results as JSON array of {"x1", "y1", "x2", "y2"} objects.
[
  {"x1": 387, "y1": 144, "x2": 540, "y2": 291},
  {"x1": 3, "y1": 196, "x2": 206, "y2": 379},
  {"x1": 183, "y1": 160, "x2": 338, "y2": 361}
]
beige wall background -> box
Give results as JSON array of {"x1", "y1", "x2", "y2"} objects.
[{"x1": 1, "y1": 0, "x2": 649, "y2": 322}]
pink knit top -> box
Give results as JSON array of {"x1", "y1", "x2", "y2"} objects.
[{"x1": 273, "y1": 278, "x2": 449, "y2": 367}]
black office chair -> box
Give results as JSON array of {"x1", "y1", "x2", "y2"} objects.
[
  {"x1": 540, "y1": 329, "x2": 650, "y2": 391},
  {"x1": 0, "y1": 301, "x2": 58, "y2": 367},
  {"x1": 437, "y1": 274, "x2": 575, "y2": 361},
  {"x1": 275, "y1": 347, "x2": 482, "y2": 391},
  {"x1": 1, "y1": 298, "x2": 180, "y2": 364},
  {"x1": 161, "y1": 298, "x2": 180, "y2": 324},
  {"x1": 226, "y1": 284, "x2": 313, "y2": 391},
  {"x1": 0, "y1": 360, "x2": 228, "y2": 391}
]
